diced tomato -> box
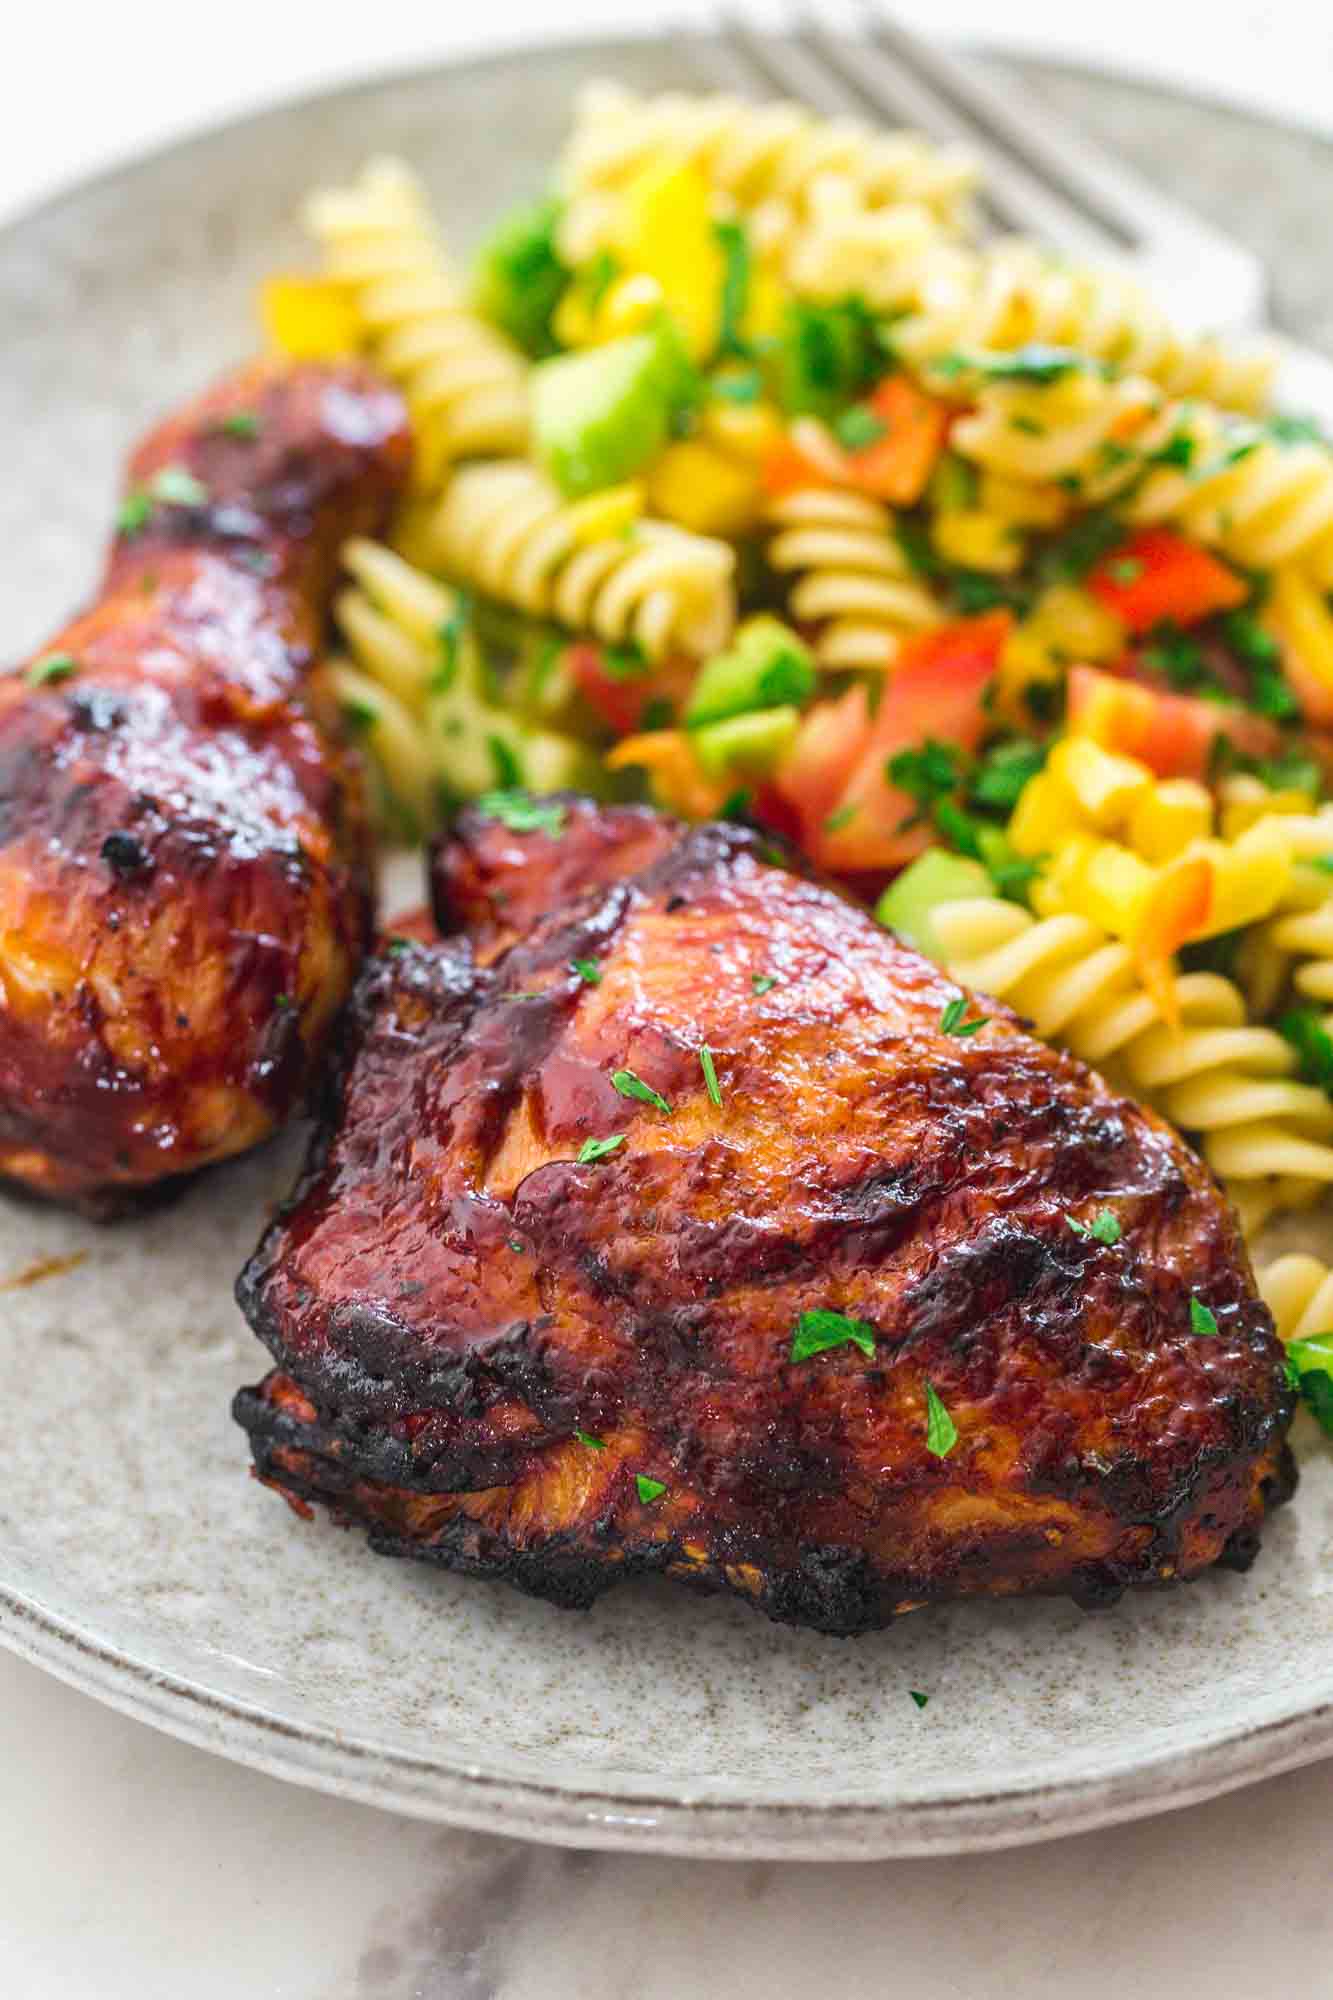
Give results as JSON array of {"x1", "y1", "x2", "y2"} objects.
[
  {"x1": 776, "y1": 612, "x2": 1010, "y2": 873},
  {"x1": 566, "y1": 641, "x2": 655, "y2": 736},
  {"x1": 1136, "y1": 856, "x2": 1214, "y2": 1028},
  {"x1": 842, "y1": 376, "x2": 948, "y2": 506},
  {"x1": 1087, "y1": 528, "x2": 1248, "y2": 634},
  {"x1": 1067, "y1": 664, "x2": 1278, "y2": 781}
]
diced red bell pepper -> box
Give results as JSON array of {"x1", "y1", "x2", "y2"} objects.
[
  {"x1": 1068, "y1": 664, "x2": 1278, "y2": 781},
  {"x1": 1088, "y1": 527, "x2": 1248, "y2": 634},
  {"x1": 841, "y1": 376, "x2": 948, "y2": 506},
  {"x1": 777, "y1": 611, "x2": 1011, "y2": 873}
]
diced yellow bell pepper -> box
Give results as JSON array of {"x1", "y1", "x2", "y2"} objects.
[
  {"x1": 1028, "y1": 583, "x2": 1126, "y2": 664},
  {"x1": 978, "y1": 471, "x2": 1069, "y2": 530},
  {"x1": 1008, "y1": 769, "x2": 1088, "y2": 858},
  {"x1": 1265, "y1": 565, "x2": 1333, "y2": 716},
  {"x1": 931, "y1": 510, "x2": 1024, "y2": 575},
  {"x1": 614, "y1": 160, "x2": 723, "y2": 362},
  {"x1": 1126, "y1": 777, "x2": 1214, "y2": 861},
  {"x1": 1183, "y1": 826, "x2": 1293, "y2": 939},
  {"x1": 260, "y1": 275, "x2": 361, "y2": 359},
  {"x1": 1219, "y1": 774, "x2": 1314, "y2": 839},
  {"x1": 701, "y1": 398, "x2": 785, "y2": 464},
  {"x1": 740, "y1": 261, "x2": 785, "y2": 344},
  {"x1": 1047, "y1": 737, "x2": 1152, "y2": 831},
  {"x1": 648, "y1": 440, "x2": 760, "y2": 537},
  {"x1": 1037, "y1": 835, "x2": 1155, "y2": 940},
  {"x1": 566, "y1": 483, "x2": 644, "y2": 545}
]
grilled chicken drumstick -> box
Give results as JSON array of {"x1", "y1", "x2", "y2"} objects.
[
  {"x1": 235, "y1": 800, "x2": 1294, "y2": 1636},
  {"x1": 0, "y1": 361, "x2": 411, "y2": 1208}
]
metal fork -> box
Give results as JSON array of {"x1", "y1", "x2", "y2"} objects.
[{"x1": 694, "y1": 3, "x2": 1268, "y2": 334}]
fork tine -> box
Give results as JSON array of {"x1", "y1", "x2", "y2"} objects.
[{"x1": 709, "y1": 9, "x2": 870, "y2": 121}]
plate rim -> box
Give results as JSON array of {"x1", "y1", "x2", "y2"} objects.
[{"x1": 4, "y1": 27, "x2": 1333, "y2": 1860}]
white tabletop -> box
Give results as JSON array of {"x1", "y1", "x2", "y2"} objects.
[{"x1": 5, "y1": 6, "x2": 1333, "y2": 1994}]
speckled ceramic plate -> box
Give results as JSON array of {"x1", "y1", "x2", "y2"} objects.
[{"x1": 4, "y1": 35, "x2": 1333, "y2": 1862}]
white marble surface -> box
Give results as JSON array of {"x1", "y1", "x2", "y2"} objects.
[
  {"x1": 8, "y1": 1639, "x2": 1333, "y2": 1997},
  {"x1": 7, "y1": 6, "x2": 1333, "y2": 1994}
]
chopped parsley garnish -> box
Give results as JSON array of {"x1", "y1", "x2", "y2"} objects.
[
  {"x1": 888, "y1": 738, "x2": 964, "y2": 817},
  {"x1": 1190, "y1": 1296, "x2": 1219, "y2": 1337},
  {"x1": 1286, "y1": 1335, "x2": 1333, "y2": 1437},
  {"x1": 935, "y1": 343, "x2": 1087, "y2": 386},
  {"x1": 576, "y1": 1429, "x2": 607, "y2": 1450},
  {"x1": 1106, "y1": 557, "x2": 1144, "y2": 584},
  {"x1": 1150, "y1": 429, "x2": 1196, "y2": 470},
  {"x1": 475, "y1": 790, "x2": 566, "y2": 837},
  {"x1": 1278, "y1": 1008, "x2": 1333, "y2": 1091},
  {"x1": 274, "y1": 993, "x2": 294, "y2": 1012},
  {"x1": 635, "y1": 1474, "x2": 667, "y2": 1504},
  {"x1": 909, "y1": 1690, "x2": 930, "y2": 1710},
  {"x1": 1066, "y1": 1209, "x2": 1122, "y2": 1246},
  {"x1": 26, "y1": 652, "x2": 77, "y2": 687},
  {"x1": 1036, "y1": 509, "x2": 1125, "y2": 587},
  {"x1": 116, "y1": 490, "x2": 153, "y2": 536},
  {"x1": 219, "y1": 410, "x2": 261, "y2": 439},
  {"x1": 149, "y1": 465, "x2": 209, "y2": 508},
  {"x1": 507, "y1": 1237, "x2": 526, "y2": 1253},
  {"x1": 924, "y1": 1381, "x2": 958, "y2": 1457},
  {"x1": 601, "y1": 639, "x2": 648, "y2": 681},
  {"x1": 790, "y1": 1308, "x2": 877, "y2": 1363},
  {"x1": 384, "y1": 936, "x2": 411, "y2": 956},
  {"x1": 699, "y1": 1044, "x2": 722, "y2": 1108},
  {"x1": 433, "y1": 590, "x2": 472, "y2": 692},
  {"x1": 577, "y1": 1134, "x2": 626, "y2": 1164},
  {"x1": 488, "y1": 735, "x2": 524, "y2": 790},
  {"x1": 340, "y1": 696, "x2": 378, "y2": 733},
  {"x1": 1142, "y1": 622, "x2": 1208, "y2": 690},
  {"x1": 752, "y1": 973, "x2": 777, "y2": 995},
  {"x1": 823, "y1": 804, "x2": 858, "y2": 833},
  {"x1": 939, "y1": 996, "x2": 988, "y2": 1038},
  {"x1": 570, "y1": 958, "x2": 602, "y2": 985},
  {"x1": 970, "y1": 738, "x2": 1045, "y2": 812},
  {"x1": 713, "y1": 217, "x2": 753, "y2": 360},
  {"x1": 835, "y1": 402, "x2": 887, "y2": 452},
  {"x1": 611, "y1": 1068, "x2": 672, "y2": 1115}
]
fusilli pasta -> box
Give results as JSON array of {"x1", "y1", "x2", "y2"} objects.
[
  {"x1": 928, "y1": 894, "x2": 1333, "y2": 1236},
  {"x1": 328, "y1": 538, "x2": 591, "y2": 829},
  {"x1": 764, "y1": 479, "x2": 941, "y2": 670},
  {"x1": 304, "y1": 158, "x2": 530, "y2": 484},
  {"x1": 1259, "y1": 1253, "x2": 1333, "y2": 1342},
  {"x1": 421, "y1": 461, "x2": 737, "y2": 660}
]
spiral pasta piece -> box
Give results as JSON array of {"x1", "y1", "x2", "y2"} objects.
[
  {"x1": 895, "y1": 238, "x2": 1275, "y2": 415},
  {"x1": 1259, "y1": 1254, "x2": 1333, "y2": 1342},
  {"x1": 304, "y1": 158, "x2": 530, "y2": 484},
  {"x1": 327, "y1": 538, "x2": 592, "y2": 831},
  {"x1": 422, "y1": 461, "x2": 736, "y2": 661},
  {"x1": 764, "y1": 481, "x2": 942, "y2": 670},
  {"x1": 928, "y1": 895, "x2": 1333, "y2": 1234},
  {"x1": 557, "y1": 81, "x2": 977, "y2": 250},
  {"x1": 950, "y1": 367, "x2": 1333, "y2": 586}
]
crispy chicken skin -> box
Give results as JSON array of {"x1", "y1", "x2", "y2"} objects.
[
  {"x1": 235, "y1": 800, "x2": 1295, "y2": 1636},
  {"x1": 0, "y1": 361, "x2": 411, "y2": 1208}
]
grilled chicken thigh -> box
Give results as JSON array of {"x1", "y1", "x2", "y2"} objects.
[
  {"x1": 0, "y1": 361, "x2": 410, "y2": 1207},
  {"x1": 236, "y1": 800, "x2": 1294, "y2": 1635}
]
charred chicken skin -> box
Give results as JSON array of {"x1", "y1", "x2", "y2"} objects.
[
  {"x1": 235, "y1": 799, "x2": 1294, "y2": 1636},
  {"x1": 0, "y1": 361, "x2": 411, "y2": 1208}
]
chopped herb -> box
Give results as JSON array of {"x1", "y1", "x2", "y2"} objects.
[
  {"x1": 1107, "y1": 557, "x2": 1144, "y2": 584},
  {"x1": 1249, "y1": 668, "x2": 1298, "y2": 721},
  {"x1": 953, "y1": 570, "x2": 1017, "y2": 615},
  {"x1": 433, "y1": 590, "x2": 472, "y2": 692},
  {"x1": 473, "y1": 194, "x2": 571, "y2": 358},
  {"x1": 1279, "y1": 1008, "x2": 1333, "y2": 1091},
  {"x1": 475, "y1": 790, "x2": 566, "y2": 837},
  {"x1": 1220, "y1": 608, "x2": 1278, "y2": 668},
  {"x1": 932, "y1": 798, "x2": 985, "y2": 858},
  {"x1": 835, "y1": 402, "x2": 888, "y2": 451},
  {"x1": 635, "y1": 1474, "x2": 667, "y2": 1504},
  {"x1": 576, "y1": 1430, "x2": 607, "y2": 1450},
  {"x1": 937, "y1": 343, "x2": 1086, "y2": 386},
  {"x1": 1142, "y1": 622, "x2": 1208, "y2": 690},
  {"x1": 116, "y1": 490, "x2": 153, "y2": 536},
  {"x1": 979, "y1": 830, "x2": 1042, "y2": 903},
  {"x1": 940, "y1": 996, "x2": 988, "y2": 1038},
  {"x1": 1097, "y1": 438, "x2": 1136, "y2": 471},
  {"x1": 1269, "y1": 412, "x2": 1329, "y2": 448},
  {"x1": 219, "y1": 410, "x2": 261, "y2": 439},
  {"x1": 600, "y1": 639, "x2": 648, "y2": 681},
  {"x1": 1286, "y1": 1335, "x2": 1333, "y2": 1437},
  {"x1": 790, "y1": 1308, "x2": 877, "y2": 1363},
  {"x1": 1036, "y1": 509, "x2": 1125, "y2": 587},
  {"x1": 909, "y1": 1690, "x2": 930, "y2": 1710},
  {"x1": 340, "y1": 696, "x2": 378, "y2": 733},
  {"x1": 488, "y1": 735, "x2": 524, "y2": 790},
  {"x1": 149, "y1": 465, "x2": 209, "y2": 508},
  {"x1": 924, "y1": 1381, "x2": 958, "y2": 1457},
  {"x1": 1010, "y1": 414, "x2": 1045, "y2": 436},
  {"x1": 577, "y1": 1134, "x2": 626, "y2": 1164},
  {"x1": 752, "y1": 973, "x2": 777, "y2": 995},
  {"x1": 507, "y1": 1237, "x2": 526, "y2": 1253},
  {"x1": 384, "y1": 936, "x2": 411, "y2": 956},
  {"x1": 699, "y1": 1044, "x2": 722, "y2": 1108},
  {"x1": 719, "y1": 788, "x2": 753, "y2": 822},
  {"x1": 640, "y1": 696, "x2": 675, "y2": 731},
  {"x1": 970, "y1": 738, "x2": 1045, "y2": 813},
  {"x1": 1190, "y1": 1296, "x2": 1219, "y2": 1337},
  {"x1": 714, "y1": 217, "x2": 753, "y2": 360},
  {"x1": 1066, "y1": 1209, "x2": 1122, "y2": 1246},
  {"x1": 26, "y1": 652, "x2": 77, "y2": 687},
  {"x1": 570, "y1": 958, "x2": 602, "y2": 985},
  {"x1": 274, "y1": 993, "x2": 294, "y2": 1012},
  {"x1": 611, "y1": 1068, "x2": 672, "y2": 1115},
  {"x1": 1150, "y1": 429, "x2": 1196, "y2": 470},
  {"x1": 888, "y1": 738, "x2": 964, "y2": 814},
  {"x1": 584, "y1": 248, "x2": 620, "y2": 310},
  {"x1": 823, "y1": 804, "x2": 858, "y2": 833}
]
